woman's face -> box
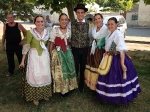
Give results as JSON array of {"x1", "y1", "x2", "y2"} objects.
[
  {"x1": 107, "y1": 20, "x2": 118, "y2": 32},
  {"x1": 94, "y1": 15, "x2": 103, "y2": 27},
  {"x1": 59, "y1": 15, "x2": 68, "y2": 28},
  {"x1": 35, "y1": 17, "x2": 45, "y2": 29}
]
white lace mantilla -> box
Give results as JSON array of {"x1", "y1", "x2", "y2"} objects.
[
  {"x1": 26, "y1": 48, "x2": 52, "y2": 87},
  {"x1": 90, "y1": 25, "x2": 108, "y2": 55}
]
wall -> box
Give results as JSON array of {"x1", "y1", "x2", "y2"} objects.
[
  {"x1": 126, "y1": 12, "x2": 138, "y2": 26},
  {"x1": 138, "y1": 0, "x2": 150, "y2": 26}
]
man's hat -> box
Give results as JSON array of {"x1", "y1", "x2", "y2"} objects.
[{"x1": 74, "y1": 4, "x2": 88, "y2": 12}]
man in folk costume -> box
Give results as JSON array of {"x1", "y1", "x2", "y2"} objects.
[{"x1": 71, "y1": 4, "x2": 89, "y2": 92}]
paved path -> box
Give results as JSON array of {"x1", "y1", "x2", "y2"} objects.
[{"x1": 126, "y1": 27, "x2": 150, "y2": 37}]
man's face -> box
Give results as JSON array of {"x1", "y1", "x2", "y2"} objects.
[
  {"x1": 76, "y1": 9, "x2": 85, "y2": 21},
  {"x1": 6, "y1": 14, "x2": 14, "y2": 23},
  {"x1": 46, "y1": 15, "x2": 50, "y2": 20}
]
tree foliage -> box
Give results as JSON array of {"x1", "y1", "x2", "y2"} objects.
[
  {"x1": 96, "y1": 0, "x2": 134, "y2": 12},
  {"x1": 143, "y1": 0, "x2": 150, "y2": 4},
  {"x1": 0, "y1": 0, "x2": 35, "y2": 23},
  {"x1": 27, "y1": 0, "x2": 96, "y2": 21}
]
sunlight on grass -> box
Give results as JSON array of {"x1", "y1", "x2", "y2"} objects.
[{"x1": 0, "y1": 51, "x2": 150, "y2": 112}]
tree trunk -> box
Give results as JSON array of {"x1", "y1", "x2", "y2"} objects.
[
  {"x1": 66, "y1": 2, "x2": 75, "y2": 21},
  {"x1": 120, "y1": 11, "x2": 126, "y2": 19}
]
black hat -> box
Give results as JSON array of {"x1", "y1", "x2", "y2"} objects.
[{"x1": 74, "y1": 4, "x2": 88, "y2": 12}]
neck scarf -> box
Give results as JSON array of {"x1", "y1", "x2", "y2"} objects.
[
  {"x1": 30, "y1": 28, "x2": 50, "y2": 50},
  {"x1": 90, "y1": 24, "x2": 107, "y2": 55}
]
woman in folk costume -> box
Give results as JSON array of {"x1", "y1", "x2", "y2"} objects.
[
  {"x1": 19, "y1": 16, "x2": 52, "y2": 105},
  {"x1": 49, "y1": 13, "x2": 78, "y2": 97},
  {"x1": 96, "y1": 17, "x2": 141, "y2": 104},
  {"x1": 84, "y1": 13, "x2": 109, "y2": 90}
]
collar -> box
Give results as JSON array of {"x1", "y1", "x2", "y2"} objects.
[{"x1": 77, "y1": 19, "x2": 85, "y2": 23}]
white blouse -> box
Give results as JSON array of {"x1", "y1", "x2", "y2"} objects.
[
  {"x1": 50, "y1": 27, "x2": 71, "y2": 44},
  {"x1": 105, "y1": 30, "x2": 127, "y2": 52}
]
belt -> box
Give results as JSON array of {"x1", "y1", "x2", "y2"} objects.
[{"x1": 106, "y1": 50, "x2": 120, "y2": 56}]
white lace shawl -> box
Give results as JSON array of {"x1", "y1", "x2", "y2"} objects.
[
  {"x1": 50, "y1": 27, "x2": 71, "y2": 45},
  {"x1": 89, "y1": 24, "x2": 109, "y2": 54},
  {"x1": 105, "y1": 30, "x2": 127, "y2": 52}
]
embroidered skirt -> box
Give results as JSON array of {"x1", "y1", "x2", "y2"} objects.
[
  {"x1": 22, "y1": 52, "x2": 52, "y2": 102},
  {"x1": 84, "y1": 47, "x2": 105, "y2": 90},
  {"x1": 96, "y1": 54, "x2": 141, "y2": 104},
  {"x1": 51, "y1": 48, "x2": 78, "y2": 93}
]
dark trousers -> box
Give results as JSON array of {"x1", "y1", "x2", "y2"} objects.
[
  {"x1": 72, "y1": 47, "x2": 88, "y2": 90},
  {"x1": 6, "y1": 44, "x2": 22, "y2": 74}
]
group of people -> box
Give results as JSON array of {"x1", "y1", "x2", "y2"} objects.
[{"x1": 1, "y1": 3, "x2": 141, "y2": 106}]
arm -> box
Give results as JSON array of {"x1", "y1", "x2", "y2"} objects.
[
  {"x1": 120, "y1": 52, "x2": 127, "y2": 79},
  {"x1": 49, "y1": 41, "x2": 54, "y2": 56},
  {"x1": 18, "y1": 23, "x2": 27, "y2": 45},
  {"x1": 49, "y1": 28, "x2": 55, "y2": 55},
  {"x1": 19, "y1": 54, "x2": 26, "y2": 68},
  {"x1": 114, "y1": 32, "x2": 127, "y2": 79},
  {"x1": 19, "y1": 31, "x2": 32, "y2": 68},
  {"x1": 1, "y1": 25, "x2": 6, "y2": 51},
  {"x1": 120, "y1": 52, "x2": 127, "y2": 72},
  {"x1": 88, "y1": 27, "x2": 93, "y2": 44}
]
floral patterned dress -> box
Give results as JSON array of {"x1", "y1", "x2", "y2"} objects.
[{"x1": 50, "y1": 27, "x2": 78, "y2": 93}]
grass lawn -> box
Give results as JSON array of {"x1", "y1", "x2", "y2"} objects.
[{"x1": 0, "y1": 45, "x2": 150, "y2": 112}]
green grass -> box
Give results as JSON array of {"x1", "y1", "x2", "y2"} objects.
[{"x1": 0, "y1": 48, "x2": 150, "y2": 112}]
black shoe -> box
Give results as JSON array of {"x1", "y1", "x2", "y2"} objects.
[
  {"x1": 61, "y1": 92, "x2": 69, "y2": 97},
  {"x1": 79, "y1": 88, "x2": 84, "y2": 93}
]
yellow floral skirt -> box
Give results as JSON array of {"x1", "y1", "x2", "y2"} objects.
[{"x1": 51, "y1": 49, "x2": 78, "y2": 93}]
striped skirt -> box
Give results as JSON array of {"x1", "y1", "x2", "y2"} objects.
[
  {"x1": 96, "y1": 54, "x2": 141, "y2": 104},
  {"x1": 84, "y1": 47, "x2": 105, "y2": 90}
]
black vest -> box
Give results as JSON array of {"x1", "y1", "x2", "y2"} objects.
[{"x1": 71, "y1": 20, "x2": 89, "y2": 48}]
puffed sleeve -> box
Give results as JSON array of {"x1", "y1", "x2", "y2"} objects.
[
  {"x1": 88, "y1": 27, "x2": 92, "y2": 38},
  {"x1": 114, "y1": 32, "x2": 127, "y2": 52},
  {"x1": 22, "y1": 30, "x2": 33, "y2": 54},
  {"x1": 69, "y1": 29, "x2": 71, "y2": 39},
  {"x1": 49, "y1": 27, "x2": 56, "y2": 42}
]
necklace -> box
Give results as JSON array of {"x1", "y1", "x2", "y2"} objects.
[
  {"x1": 97, "y1": 24, "x2": 103, "y2": 29},
  {"x1": 60, "y1": 26, "x2": 66, "y2": 30},
  {"x1": 96, "y1": 24, "x2": 103, "y2": 32}
]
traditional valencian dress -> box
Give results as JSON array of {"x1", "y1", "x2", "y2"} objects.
[
  {"x1": 50, "y1": 27, "x2": 78, "y2": 94},
  {"x1": 84, "y1": 25, "x2": 109, "y2": 90},
  {"x1": 96, "y1": 30, "x2": 141, "y2": 104},
  {"x1": 22, "y1": 29, "x2": 52, "y2": 101}
]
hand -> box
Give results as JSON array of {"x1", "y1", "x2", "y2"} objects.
[
  {"x1": 19, "y1": 62, "x2": 25, "y2": 69},
  {"x1": 19, "y1": 39, "x2": 25, "y2": 46},
  {"x1": 123, "y1": 72, "x2": 127, "y2": 80},
  {"x1": 1, "y1": 45, "x2": 5, "y2": 51},
  {"x1": 121, "y1": 64, "x2": 127, "y2": 72}
]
